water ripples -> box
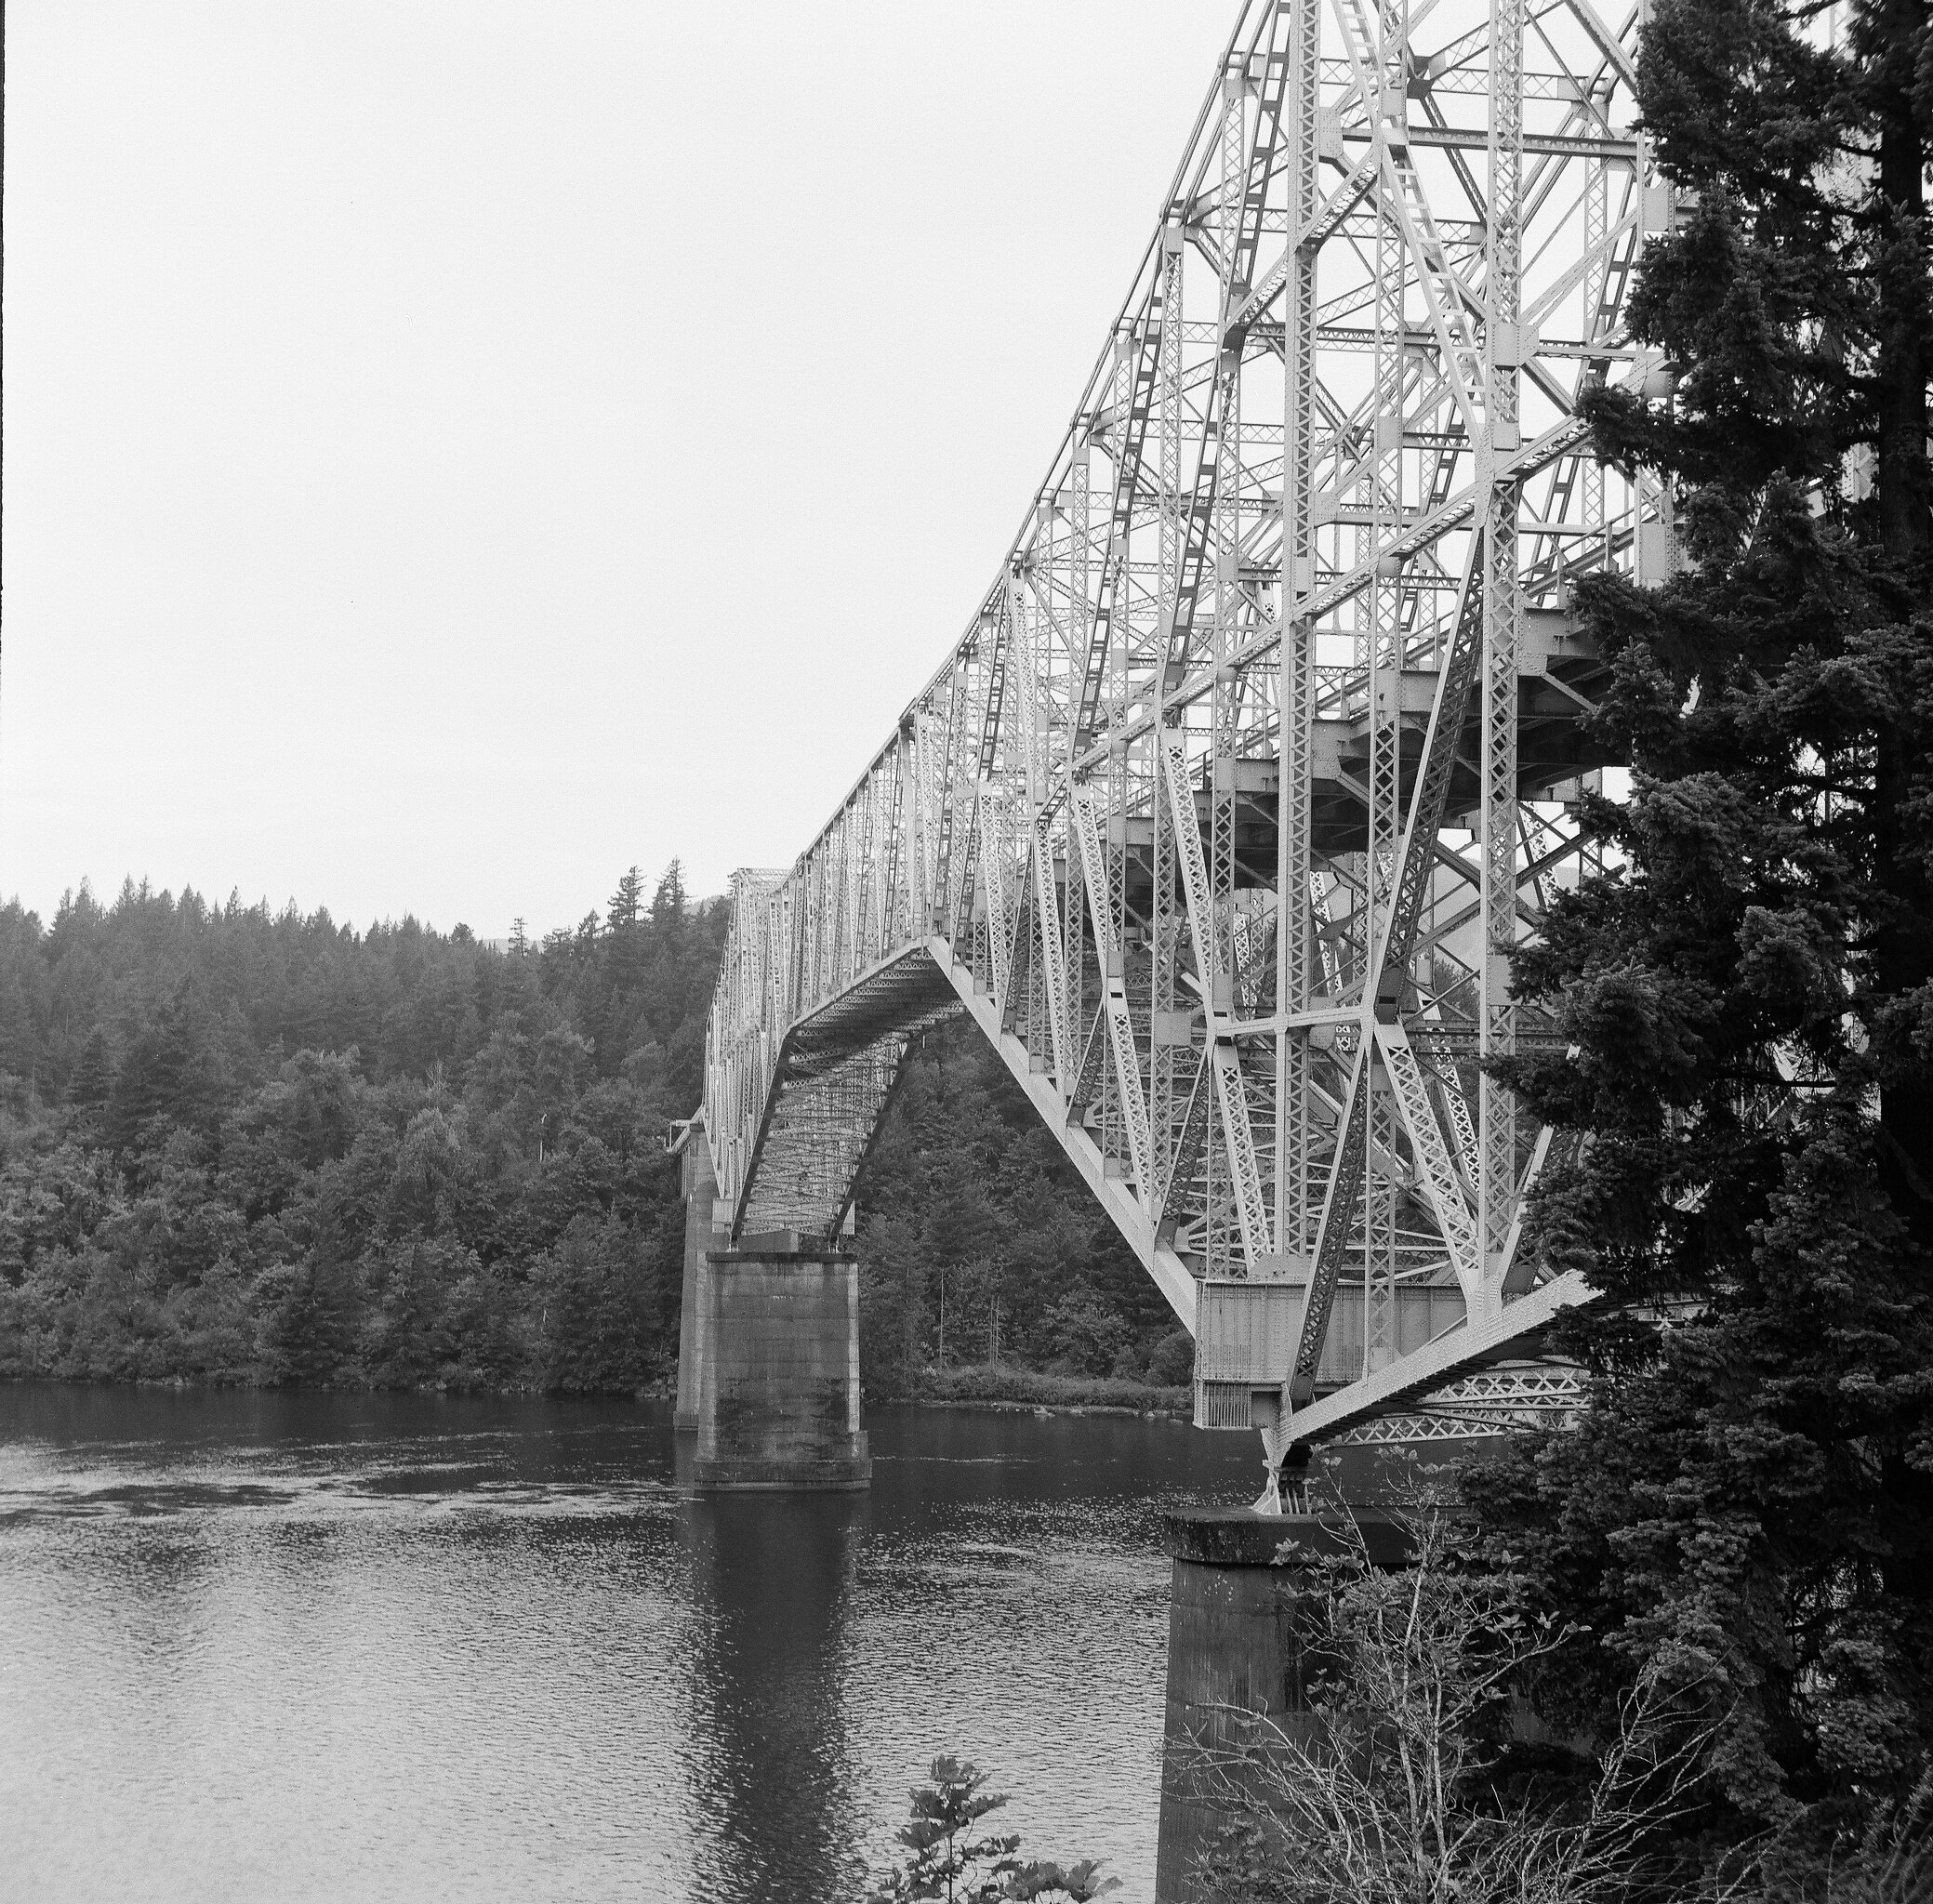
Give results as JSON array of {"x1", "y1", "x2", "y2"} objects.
[{"x1": 0, "y1": 1384, "x2": 1257, "y2": 1903}]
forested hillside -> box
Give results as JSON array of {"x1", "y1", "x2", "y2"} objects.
[
  {"x1": 854, "y1": 1017, "x2": 1188, "y2": 1394},
  {"x1": 0, "y1": 866, "x2": 1184, "y2": 1395}
]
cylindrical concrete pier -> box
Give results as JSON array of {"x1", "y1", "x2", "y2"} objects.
[
  {"x1": 685, "y1": 1246, "x2": 871, "y2": 1492},
  {"x1": 1153, "y1": 1507, "x2": 1407, "y2": 1904}
]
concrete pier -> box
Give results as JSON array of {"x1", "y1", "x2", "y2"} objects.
[
  {"x1": 673, "y1": 1128, "x2": 719, "y2": 1432},
  {"x1": 1153, "y1": 1507, "x2": 1408, "y2": 1904},
  {"x1": 683, "y1": 1244, "x2": 871, "y2": 1492}
]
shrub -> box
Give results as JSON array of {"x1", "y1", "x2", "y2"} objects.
[
  {"x1": 1145, "y1": 1328, "x2": 1194, "y2": 1388},
  {"x1": 1036, "y1": 1291, "x2": 1128, "y2": 1377},
  {"x1": 865, "y1": 1755, "x2": 1118, "y2": 1903}
]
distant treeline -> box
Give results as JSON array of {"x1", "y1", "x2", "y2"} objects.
[{"x1": 0, "y1": 868, "x2": 1187, "y2": 1395}]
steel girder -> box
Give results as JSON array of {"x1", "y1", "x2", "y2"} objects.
[{"x1": 700, "y1": 0, "x2": 1671, "y2": 1447}]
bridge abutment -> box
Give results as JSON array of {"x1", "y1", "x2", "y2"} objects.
[
  {"x1": 683, "y1": 1243, "x2": 871, "y2": 1492},
  {"x1": 1154, "y1": 1506, "x2": 1407, "y2": 1904}
]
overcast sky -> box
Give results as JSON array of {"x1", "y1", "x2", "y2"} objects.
[{"x1": 3, "y1": 2, "x2": 1235, "y2": 937}]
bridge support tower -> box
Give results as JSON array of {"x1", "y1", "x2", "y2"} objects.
[
  {"x1": 1155, "y1": 1507, "x2": 1407, "y2": 1904},
  {"x1": 679, "y1": 1235, "x2": 871, "y2": 1493}
]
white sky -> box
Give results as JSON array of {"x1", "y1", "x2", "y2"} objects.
[{"x1": 2, "y1": 2, "x2": 1236, "y2": 937}]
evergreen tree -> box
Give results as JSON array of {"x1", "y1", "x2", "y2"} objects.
[
  {"x1": 864, "y1": 1757, "x2": 1118, "y2": 1903},
  {"x1": 1465, "y1": 0, "x2": 1933, "y2": 1843},
  {"x1": 606, "y1": 866, "x2": 644, "y2": 934},
  {"x1": 650, "y1": 859, "x2": 686, "y2": 929},
  {"x1": 70, "y1": 1030, "x2": 114, "y2": 1113}
]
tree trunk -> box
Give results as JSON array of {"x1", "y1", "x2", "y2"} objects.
[{"x1": 1873, "y1": 0, "x2": 1931, "y2": 562}]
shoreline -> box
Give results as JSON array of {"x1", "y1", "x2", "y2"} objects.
[
  {"x1": 887, "y1": 1394, "x2": 1189, "y2": 1421},
  {"x1": 867, "y1": 1364, "x2": 1193, "y2": 1419},
  {"x1": 1, "y1": 1369, "x2": 1193, "y2": 1420}
]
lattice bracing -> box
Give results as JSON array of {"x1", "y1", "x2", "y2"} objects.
[
  {"x1": 1326, "y1": 1362, "x2": 1588, "y2": 1443},
  {"x1": 700, "y1": 0, "x2": 1671, "y2": 1446}
]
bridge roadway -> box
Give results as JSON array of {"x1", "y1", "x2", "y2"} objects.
[{"x1": 690, "y1": 0, "x2": 1666, "y2": 1455}]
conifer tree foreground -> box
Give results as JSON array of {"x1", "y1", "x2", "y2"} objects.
[{"x1": 1463, "y1": 0, "x2": 1933, "y2": 1843}]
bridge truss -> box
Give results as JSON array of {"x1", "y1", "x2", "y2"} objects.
[{"x1": 701, "y1": 0, "x2": 1671, "y2": 1446}]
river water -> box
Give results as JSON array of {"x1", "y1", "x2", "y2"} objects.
[{"x1": 0, "y1": 1383, "x2": 1266, "y2": 1903}]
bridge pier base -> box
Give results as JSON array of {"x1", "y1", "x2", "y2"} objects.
[
  {"x1": 684, "y1": 1244, "x2": 871, "y2": 1492},
  {"x1": 1153, "y1": 1506, "x2": 1407, "y2": 1904}
]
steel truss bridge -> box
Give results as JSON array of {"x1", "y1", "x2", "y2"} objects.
[{"x1": 699, "y1": 0, "x2": 1671, "y2": 1448}]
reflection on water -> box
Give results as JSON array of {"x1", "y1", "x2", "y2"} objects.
[
  {"x1": 0, "y1": 1384, "x2": 1259, "y2": 1903},
  {"x1": 684, "y1": 1493, "x2": 867, "y2": 1899}
]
